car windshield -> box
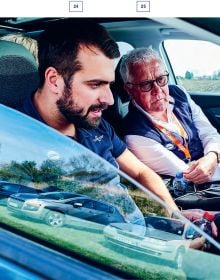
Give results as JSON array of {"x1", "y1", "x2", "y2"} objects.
[{"x1": 1, "y1": 100, "x2": 220, "y2": 277}]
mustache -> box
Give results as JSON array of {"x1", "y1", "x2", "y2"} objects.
[
  {"x1": 88, "y1": 103, "x2": 109, "y2": 113},
  {"x1": 152, "y1": 97, "x2": 168, "y2": 104}
]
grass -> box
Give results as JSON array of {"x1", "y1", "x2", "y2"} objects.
[
  {"x1": 176, "y1": 78, "x2": 220, "y2": 92},
  {"x1": 129, "y1": 189, "x2": 167, "y2": 216},
  {"x1": 0, "y1": 204, "x2": 185, "y2": 280}
]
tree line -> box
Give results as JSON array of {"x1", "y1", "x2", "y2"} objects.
[{"x1": 179, "y1": 70, "x2": 220, "y2": 80}]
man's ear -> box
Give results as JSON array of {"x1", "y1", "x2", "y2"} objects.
[{"x1": 45, "y1": 67, "x2": 64, "y2": 95}]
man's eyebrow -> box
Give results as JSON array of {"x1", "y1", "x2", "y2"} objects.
[{"x1": 86, "y1": 79, "x2": 114, "y2": 84}]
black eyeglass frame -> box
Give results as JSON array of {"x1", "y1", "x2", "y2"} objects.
[{"x1": 126, "y1": 72, "x2": 169, "y2": 92}]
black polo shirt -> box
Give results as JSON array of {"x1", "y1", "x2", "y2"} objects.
[{"x1": 19, "y1": 93, "x2": 127, "y2": 168}]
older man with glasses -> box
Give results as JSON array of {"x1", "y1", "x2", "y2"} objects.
[{"x1": 121, "y1": 47, "x2": 220, "y2": 185}]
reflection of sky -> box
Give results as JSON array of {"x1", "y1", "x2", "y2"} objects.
[
  {"x1": 0, "y1": 106, "x2": 83, "y2": 166},
  {"x1": 0, "y1": 105, "x2": 116, "y2": 175}
]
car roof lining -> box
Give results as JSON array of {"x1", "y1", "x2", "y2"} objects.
[{"x1": 0, "y1": 17, "x2": 219, "y2": 36}]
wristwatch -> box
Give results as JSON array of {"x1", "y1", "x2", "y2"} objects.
[{"x1": 206, "y1": 151, "x2": 220, "y2": 163}]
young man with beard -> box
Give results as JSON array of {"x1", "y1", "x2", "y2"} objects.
[{"x1": 19, "y1": 19, "x2": 182, "y2": 217}]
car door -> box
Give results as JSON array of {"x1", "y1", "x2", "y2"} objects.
[
  {"x1": 87, "y1": 200, "x2": 111, "y2": 224},
  {"x1": 90, "y1": 202, "x2": 125, "y2": 225},
  {"x1": 67, "y1": 199, "x2": 97, "y2": 221}
]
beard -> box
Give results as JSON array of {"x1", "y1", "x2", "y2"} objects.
[{"x1": 56, "y1": 87, "x2": 108, "y2": 129}]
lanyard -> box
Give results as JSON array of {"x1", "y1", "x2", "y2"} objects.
[{"x1": 151, "y1": 113, "x2": 191, "y2": 160}]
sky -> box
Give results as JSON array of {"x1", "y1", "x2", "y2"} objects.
[{"x1": 164, "y1": 40, "x2": 220, "y2": 77}]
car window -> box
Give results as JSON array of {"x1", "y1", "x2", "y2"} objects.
[
  {"x1": 109, "y1": 205, "x2": 115, "y2": 214},
  {"x1": 39, "y1": 193, "x2": 64, "y2": 200},
  {"x1": 81, "y1": 200, "x2": 94, "y2": 209},
  {"x1": 164, "y1": 39, "x2": 220, "y2": 93},
  {"x1": 93, "y1": 201, "x2": 109, "y2": 212},
  {"x1": 145, "y1": 216, "x2": 185, "y2": 235},
  {"x1": 41, "y1": 192, "x2": 79, "y2": 200},
  {"x1": 1, "y1": 105, "x2": 220, "y2": 279},
  {"x1": 59, "y1": 193, "x2": 78, "y2": 199}
]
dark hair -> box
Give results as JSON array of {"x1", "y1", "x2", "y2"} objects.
[{"x1": 38, "y1": 19, "x2": 120, "y2": 88}]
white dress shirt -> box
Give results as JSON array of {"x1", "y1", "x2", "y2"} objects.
[{"x1": 125, "y1": 87, "x2": 220, "y2": 181}]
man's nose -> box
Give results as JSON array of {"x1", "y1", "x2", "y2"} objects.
[
  {"x1": 99, "y1": 87, "x2": 114, "y2": 106},
  {"x1": 151, "y1": 81, "x2": 161, "y2": 95}
]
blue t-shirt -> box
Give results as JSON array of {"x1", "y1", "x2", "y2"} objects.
[{"x1": 19, "y1": 93, "x2": 127, "y2": 168}]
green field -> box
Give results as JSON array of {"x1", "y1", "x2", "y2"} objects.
[
  {"x1": 177, "y1": 78, "x2": 220, "y2": 93},
  {"x1": 0, "y1": 204, "x2": 185, "y2": 280},
  {"x1": 2, "y1": 202, "x2": 220, "y2": 279}
]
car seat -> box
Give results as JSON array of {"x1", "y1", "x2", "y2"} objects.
[
  {"x1": 0, "y1": 40, "x2": 39, "y2": 109},
  {"x1": 103, "y1": 55, "x2": 131, "y2": 138}
]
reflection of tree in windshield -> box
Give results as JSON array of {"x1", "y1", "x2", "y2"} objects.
[
  {"x1": 0, "y1": 155, "x2": 134, "y2": 215},
  {"x1": 0, "y1": 153, "x2": 116, "y2": 182},
  {"x1": 67, "y1": 154, "x2": 117, "y2": 184},
  {"x1": 0, "y1": 152, "x2": 166, "y2": 218},
  {"x1": 0, "y1": 153, "x2": 117, "y2": 188},
  {"x1": 0, "y1": 160, "x2": 65, "y2": 183}
]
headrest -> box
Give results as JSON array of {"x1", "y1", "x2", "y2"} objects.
[
  {"x1": 0, "y1": 40, "x2": 39, "y2": 109},
  {"x1": 103, "y1": 55, "x2": 131, "y2": 137},
  {"x1": 114, "y1": 42, "x2": 134, "y2": 70},
  {"x1": 112, "y1": 55, "x2": 130, "y2": 104}
]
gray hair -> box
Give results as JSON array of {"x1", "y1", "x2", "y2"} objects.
[{"x1": 120, "y1": 47, "x2": 164, "y2": 83}]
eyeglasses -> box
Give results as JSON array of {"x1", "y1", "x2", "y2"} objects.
[{"x1": 126, "y1": 72, "x2": 169, "y2": 92}]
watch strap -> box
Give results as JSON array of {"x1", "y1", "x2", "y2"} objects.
[{"x1": 206, "y1": 151, "x2": 220, "y2": 163}]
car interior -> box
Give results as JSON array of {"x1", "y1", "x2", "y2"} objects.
[
  {"x1": 0, "y1": 39, "x2": 39, "y2": 109},
  {"x1": 0, "y1": 18, "x2": 220, "y2": 133},
  {"x1": 1, "y1": 17, "x2": 220, "y2": 279}
]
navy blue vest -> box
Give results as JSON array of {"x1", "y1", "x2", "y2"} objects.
[{"x1": 123, "y1": 85, "x2": 204, "y2": 162}]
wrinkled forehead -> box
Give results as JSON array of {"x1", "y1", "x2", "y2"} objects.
[{"x1": 129, "y1": 59, "x2": 166, "y2": 81}]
